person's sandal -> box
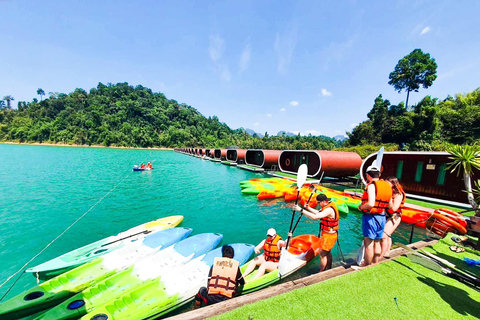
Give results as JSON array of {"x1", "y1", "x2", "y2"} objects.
[{"x1": 450, "y1": 245, "x2": 465, "y2": 253}]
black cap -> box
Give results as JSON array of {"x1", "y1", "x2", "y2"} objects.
[{"x1": 316, "y1": 193, "x2": 331, "y2": 202}]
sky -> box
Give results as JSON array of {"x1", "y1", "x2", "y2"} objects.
[{"x1": 1, "y1": 0, "x2": 479, "y2": 138}]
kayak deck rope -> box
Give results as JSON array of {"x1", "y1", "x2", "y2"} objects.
[{"x1": 0, "y1": 170, "x2": 133, "y2": 301}]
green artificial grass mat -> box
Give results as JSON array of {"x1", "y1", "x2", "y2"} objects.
[{"x1": 211, "y1": 255, "x2": 480, "y2": 320}]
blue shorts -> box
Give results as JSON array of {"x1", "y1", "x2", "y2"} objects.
[{"x1": 362, "y1": 214, "x2": 386, "y2": 240}]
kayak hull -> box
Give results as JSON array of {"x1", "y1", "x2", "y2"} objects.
[
  {"x1": 0, "y1": 227, "x2": 192, "y2": 320},
  {"x1": 79, "y1": 243, "x2": 254, "y2": 320},
  {"x1": 35, "y1": 233, "x2": 223, "y2": 320},
  {"x1": 26, "y1": 216, "x2": 183, "y2": 280}
]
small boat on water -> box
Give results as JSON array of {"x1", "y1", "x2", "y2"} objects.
[
  {"x1": 0, "y1": 226, "x2": 191, "y2": 320},
  {"x1": 34, "y1": 233, "x2": 224, "y2": 320},
  {"x1": 241, "y1": 234, "x2": 321, "y2": 294},
  {"x1": 26, "y1": 215, "x2": 183, "y2": 280},
  {"x1": 78, "y1": 243, "x2": 254, "y2": 320}
]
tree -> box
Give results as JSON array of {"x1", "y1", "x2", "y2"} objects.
[
  {"x1": 37, "y1": 88, "x2": 45, "y2": 101},
  {"x1": 446, "y1": 144, "x2": 480, "y2": 214},
  {"x1": 3, "y1": 95, "x2": 14, "y2": 109},
  {"x1": 388, "y1": 49, "x2": 437, "y2": 108},
  {"x1": 0, "y1": 100, "x2": 5, "y2": 109}
]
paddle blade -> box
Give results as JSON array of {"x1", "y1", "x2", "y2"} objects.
[
  {"x1": 297, "y1": 164, "x2": 308, "y2": 189},
  {"x1": 376, "y1": 146, "x2": 384, "y2": 169}
]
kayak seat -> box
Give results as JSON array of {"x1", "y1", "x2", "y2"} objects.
[{"x1": 288, "y1": 239, "x2": 311, "y2": 255}]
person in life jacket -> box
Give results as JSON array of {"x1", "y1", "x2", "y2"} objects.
[
  {"x1": 146, "y1": 162, "x2": 153, "y2": 169},
  {"x1": 194, "y1": 245, "x2": 245, "y2": 309},
  {"x1": 294, "y1": 193, "x2": 340, "y2": 272},
  {"x1": 357, "y1": 165, "x2": 393, "y2": 266},
  {"x1": 380, "y1": 176, "x2": 406, "y2": 259},
  {"x1": 242, "y1": 228, "x2": 286, "y2": 281},
  {"x1": 140, "y1": 163, "x2": 146, "y2": 169}
]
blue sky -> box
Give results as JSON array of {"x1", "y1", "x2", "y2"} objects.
[{"x1": 1, "y1": 0, "x2": 479, "y2": 138}]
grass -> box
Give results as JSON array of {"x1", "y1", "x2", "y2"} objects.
[{"x1": 211, "y1": 253, "x2": 480, "y2": 320}]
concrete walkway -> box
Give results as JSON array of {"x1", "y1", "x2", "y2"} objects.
[{"x1": 166, "y1": 239, "x2": 436, "y2": 320}]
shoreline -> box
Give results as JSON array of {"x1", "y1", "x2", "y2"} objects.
[{"x1": 0, "y1": 141, "x2": 174, "y2": 151}]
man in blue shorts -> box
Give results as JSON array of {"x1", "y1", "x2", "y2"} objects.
[{"x1": 358, "y1": 165, "x2": 392, "y2": 266}]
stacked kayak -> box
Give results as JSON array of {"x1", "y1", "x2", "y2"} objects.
[
  {"x1": 26, "y1": 215, "x2": 184, "y2": 280},
  {"x1": 35, "y1": 233, "x2": 224, "y2": 320},
  {"x1": 241, "y1": 234, "x2": 321, "y2": 294},
  {"x1": 0, "y1": 227, "x2": 192, "y2": 320},
  {"x1": 78, "y1": 243, "x2": 254, "y2": 320},
  {"x1": 240, "y1": 178, "x2": 293, "y2": 195}
]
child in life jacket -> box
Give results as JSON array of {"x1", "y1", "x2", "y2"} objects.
[{"x1": 242, "y1": 228, "x2": 286, "y2": 281}]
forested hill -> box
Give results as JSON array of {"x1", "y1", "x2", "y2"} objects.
[
  {"x1": 0, "y1": 83, "x2": 338, "y2": 150},
  {"x1": 345, "y1": 88, "x2": 480, "y2": 151}
]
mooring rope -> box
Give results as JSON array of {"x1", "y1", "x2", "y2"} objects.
[{"x1": 0, "y1": 170, "x2": 133, "y2": 300}]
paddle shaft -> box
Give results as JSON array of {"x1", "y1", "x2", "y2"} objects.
[
  {"x1": 100, "y1": 230, "x2": 150, "y2": 247},
  {"x1": 285, "y1": 189, "x2": 301, "y2": 249}
]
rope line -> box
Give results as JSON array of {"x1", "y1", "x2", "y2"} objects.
[{"x1": 0, "y1": 171, "x2": 133, "y2": 299}]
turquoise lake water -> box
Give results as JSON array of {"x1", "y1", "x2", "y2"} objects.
[{"x1": 0, "y1": 144, "x2": 428, "y2": 316}]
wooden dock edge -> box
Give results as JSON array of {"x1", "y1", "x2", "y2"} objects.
[{"x1": 165, "y1": 239, "x2": 437, "y2": 320}]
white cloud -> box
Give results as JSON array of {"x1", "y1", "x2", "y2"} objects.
[
  {"x1": 274, "y1": 26, "x2": 298, "y2": 74},
  {"x1": 420, "y1": 26, "x2": 431, "y2": 35},
  {"x1": 321, "y1": 88, "x2": 332, "y2": 96},
  {"x1": 289, "y1": 101, "x2": 299, "y2": 106},
  {"x1": 239, "y1": 42, "x2": 251, "y2": 73},
  {"x1": 266, "y1": 113, "x2": 272, "y2": 118},
  {"x1": 254, "y1": 122, "x2": 260, "y2": 126},
  {"x1": 220, "y1": 66, "x2": 231, "y2": 82},
  {"x1": 209, "y1": 34, "x2": 225, "y2": 63},
  {"x1": 280, "y1": 108, "x2": 286, "y2": 112},
  {"x1": 289, "y1": 130, "x2": 322, "y2": 136},
  {"x1": 304, "y1": 130, "x2": 322, "y2": 136}
]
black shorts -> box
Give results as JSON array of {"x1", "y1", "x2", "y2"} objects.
[{"x1": 195, "y1": 287, "x2": 228, "y2": 306}]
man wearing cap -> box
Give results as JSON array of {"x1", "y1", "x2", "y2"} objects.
[
  {"x1": 358, "y1": 165, "x2": 393, "y2": 266},
  {"x1": 294, "y1": 193, "x2": 340, "y2": 271},
  {"x1": 242, "y1": 228, "x2": 286, "y2": 281}
]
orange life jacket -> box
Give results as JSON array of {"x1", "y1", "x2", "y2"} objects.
[
  {"x1": 208, "y1": 257, "x2": 240, "y2": 298},
  {"x1": 386, "y1": 191, "x2": 406, "y2": 215},
  {"x1": 140, "y1": 164, "x2": 145, "y2": 169},
  {"x1": 320, "y1": 202, "x2": 340, "y2": 232},
  {"x1": 263, "y1": 234, "x2": 282, "y2": 262},
  {"x1": 361, "y1": 180, "x2": 392, "y2": 214}
]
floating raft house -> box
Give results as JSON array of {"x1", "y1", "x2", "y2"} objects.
[
  {"x1": 361, "y1": 151, "x2": 478, "y2": 207},
  {"x1": 226, "y1": 149, "x2": 247, "y2": 164},
  {"x1": 240, "y1": 149, "x2": 282, "y2": 171},
  {"x1": 278, "y1": 150, "x2": 362, "y2": 178}
]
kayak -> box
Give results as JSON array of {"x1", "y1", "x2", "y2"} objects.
[
  {"x1": 240, "y1": 234, "x2": 321, "y2": 294},
  {"x1": 133, "y1": 168, "x2": 153, "y2": 171},
  {"x1": 0, "y1": 227, "x2": 192, "y2": 320},
  {"x1": 78, "y1": 243, "x2": 254, "y2": 320},
  {"x1": 26, "y1": 215, "x2": 184, "y2": 280},
  {"x1": 34, "y1": 233, "x2": 223, "y2": 320}
]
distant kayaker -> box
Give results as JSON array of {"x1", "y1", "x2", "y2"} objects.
[
  {"x1": 140, "y1": 163, "x2": 146, "y2": 169},
  {"x1": 294, "y1": 193, "x2": 339, "y2": 272},
  {"x1": 358, "y1": 165, "x2": 392, "y2": 266},
  {"x1": 146, "y1": 162, "x2": 153, "y2": 169},
  {"x1": 381, "y1": 176, "x2": 406, "y2": 258},
  {"x1": 193, "y1": 245, "x2": 245, "y2": 308},
  {"x1": 242, "y1": 228, "x2": 286, "y2": 281}
]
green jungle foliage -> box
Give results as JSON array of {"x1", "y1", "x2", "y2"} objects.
[
  {"x1": 0, "y1": 83, "x2": 338, "y2": 150},
  {"x1": 346, "y1": 88, "x2": 480, "y2": 150}
]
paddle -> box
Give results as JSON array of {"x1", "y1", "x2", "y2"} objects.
[
  {"x1": 285, "y1": 164, "x2": 308, "y2": 249},
  {"x1": 376, "y1": 146, "x2": 384, "y2": 170},
  {"x1": 100, "y1": 230, "x2": 151, "y2": 248},
  {"x1": 398, "y1": 243, "x2": 480, "y2": 289}
]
